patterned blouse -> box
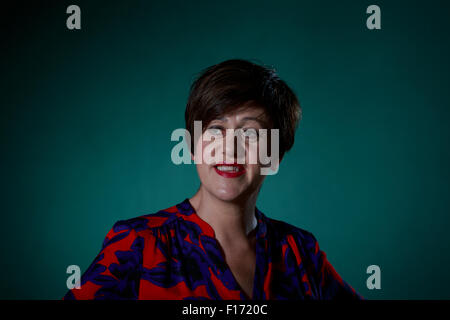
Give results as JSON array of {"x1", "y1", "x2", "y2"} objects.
[{"x1": 63, "y1": 198, "x2": 361, "y2": 300}]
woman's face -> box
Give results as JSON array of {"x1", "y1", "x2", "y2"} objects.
[{"x1": 193, "y1": 105, "x2": 273, "y2": 202}]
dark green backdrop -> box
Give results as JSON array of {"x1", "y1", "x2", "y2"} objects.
[{"x1": 1, "y1": 0, "x2": 450, "y2": 299}]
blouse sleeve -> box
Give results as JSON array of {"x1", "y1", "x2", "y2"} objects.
[
  {"x1": 310, "y1": 234, "x2": 363, "y2": 300},
  {"x1": 63, "y1": 220, "x2": 143, "y2": 300}
]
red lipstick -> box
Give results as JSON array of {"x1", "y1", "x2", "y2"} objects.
[{"x1": 213, "y1": 163, "x2": 246, "y2": 178}]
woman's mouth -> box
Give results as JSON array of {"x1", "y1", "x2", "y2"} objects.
[{"x1": 213, "y1": 164, "x2": 246, "y2": 178}]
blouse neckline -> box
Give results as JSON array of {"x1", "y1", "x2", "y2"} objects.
[
  {"x1": 174, "y1": 198, "x2": 270, "y2": 299},
  {"x1": 175, "y1": 198, "x2": 268, "y2": 241}
]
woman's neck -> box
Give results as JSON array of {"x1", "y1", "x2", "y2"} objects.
[{"x1": 189, "y1": 187, "x2": 258, "y2": 245}]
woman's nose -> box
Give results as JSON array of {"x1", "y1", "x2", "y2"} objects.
[{"x1": 222, "y1": 129, "x2": 245, "y2": 162}]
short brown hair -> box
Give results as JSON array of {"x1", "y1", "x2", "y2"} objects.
[{"x1": 185, "y1": 59, "x2": 301, "y2": 159}]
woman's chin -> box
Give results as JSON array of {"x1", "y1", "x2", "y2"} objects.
[{"x1": 213, "y1": 188, "x2": 245, "y2": 202}]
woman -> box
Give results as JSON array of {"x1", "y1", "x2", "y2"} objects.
[{"x1": 64, "y1": 59, "x2": 361, "y2": 300}]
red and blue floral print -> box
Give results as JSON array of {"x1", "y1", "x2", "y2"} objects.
[{"x1": 63, "y1": 199, "x2": 361, "y2": 300}]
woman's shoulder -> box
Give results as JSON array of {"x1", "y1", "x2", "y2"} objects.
[{"x1": 110, "y1": 202, "x2": 182, "y2": 235}]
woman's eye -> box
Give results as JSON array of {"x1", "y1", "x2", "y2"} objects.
[
  {"x1": 242, "y1": 129, "x2": 258, "y2": 140},
  {"x1": 206, "y1": 127, "x2": 222, "y2": 135}
]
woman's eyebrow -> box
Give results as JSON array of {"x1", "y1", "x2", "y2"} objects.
[
  {"x1": 241, "y1": 116, "x2": 263, "y2": 123},
  {"x1": 240, "y1": 116, "x2": 270, "y2": 127},
  {"x1": 213, "y1": 115, "x2": 269, "y2": 127}
]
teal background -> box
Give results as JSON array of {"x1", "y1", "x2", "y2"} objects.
[{"x1": 1, "y1": 0, "x2": 450, "y2": 299}]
